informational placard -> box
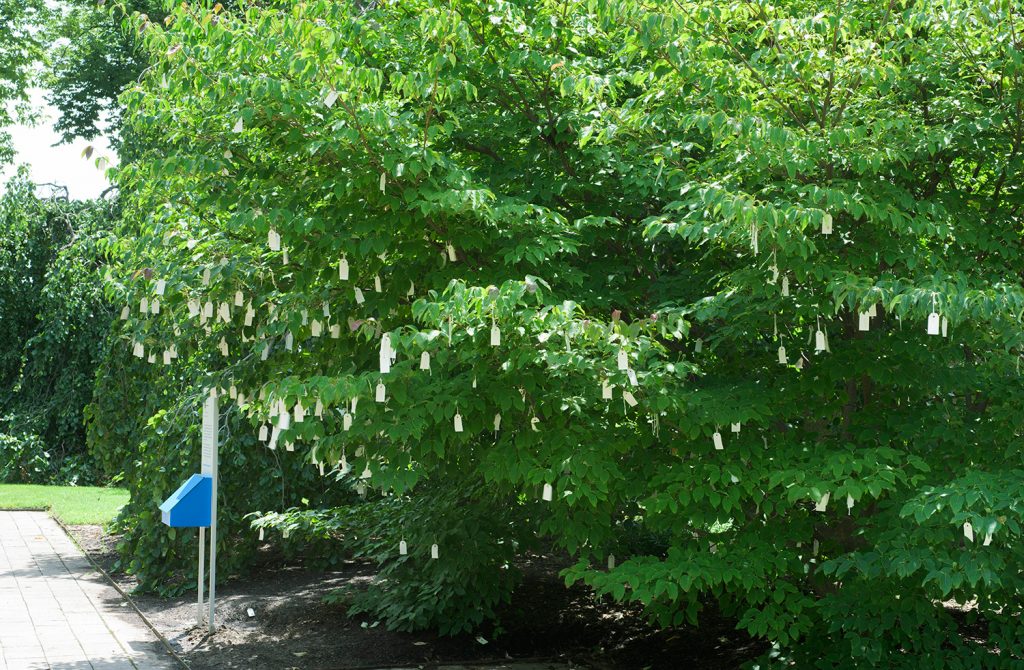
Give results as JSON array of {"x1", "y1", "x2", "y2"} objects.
[{"x1": 202, "y1": 394, "x2": 217, "y2": 475}]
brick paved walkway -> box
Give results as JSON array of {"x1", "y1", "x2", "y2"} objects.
[{"x1": 0, "y1": 511, "x2": 179, "y2": 670}]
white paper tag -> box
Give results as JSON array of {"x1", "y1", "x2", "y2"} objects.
[
  {"x1": 858, "y1": 312, "x2": 870, "y2": 331},
  {"x1": 374, "y1": 275, "x2": 382, "y2": 293},
  {"x1": 454, "y1": 413, "x2": 463, "y2": 432},
  {"x1": 431, "y1": 543, "x2": 439, "y2": 560},
  {"x1": 627, "y1": 369, "x2": 638, "y2": 386},
  {"x1": 379, "y1": 171, "x2": 387, "y2": 193},
  {"x1": 778, "y1": 345, "x2": 788, "y2": 365},
  {"x1": 140, "y1": 297, "x2": 148, "y2": 313},
  {"x1": 867, "y1": 303, "x2": 877, "y2": 317},
  {"x1": 339, "y1": 258, "x2": 349, "y2": 280},
  {"x1": 927, "y1": 312, "x2": 940, "y2": 335},
  {"x1": 311, "y1": 320, "x2": 322, "y2": 337},
  {"x1": 846, "y1": 494, "x2": 854, "y2": 512},
  {"x1": 163, "y1": 350, "x2": 171, "y2": 365},
  {"x1": 695, "y1": 338, "x2": 703, "y2": 353},
  {"x1": 233, "y1": 117, "x2": 244, "y2": 133},
  {"x1": 247, "y1": 608, "x2": 255, "y2": 618},
  {"x1": 731, "y1": 423, "x2": 740, "y2": 433},
  {"x1": 380, "y1": 353, "x2": 391, "y2": 374},
  {"x1": 607, "y1": 555, "x2": 615, "y2": 570},
  {"x1": 324, "y1": 90, "x2": 338, "y2": 107},
  {"x1": 156, "y1": 279, "x2": 166, "y2": 296},
  {"x1": 343, "y1": 413, "x2": 352, "y2": 431},
  {"x1": 244, "y1": 304, "x2": 254, "y2": 326},
  {"x1": 963, "y1": 521, "x2": 974, "y2": 542},
  {"x1": 821, "y1": 212, "x2": 833, "y2": 234},
  {"x1": 294, "y1": 402, "x2": 305, "y2": 423},
  {"x1": 331, "y1": 324, "x2": 341, "y2": 338},
  {"x1": 229, "y1": 385, "x2": 237, "y2": 399},
  {"x1": 188, "y1": 300, "x2": 199, "y2": 317},
  {"x1": 219, "y1": 302, "x2": 230, "y2": 322},
  {"x1": 151, "y1": 299, "x2": 160, "y2": 314},
  {"x1": 420, "y1": 352, "x2": 430, "y2": 370},
  {"x1": 493, "y1": 413, "x2": 501, "y2": 432},
  {"x1": 233, "y1": 290, "x2": 243, "y2": 307},
  {"x1": 375, "y1": 382, "x2": 386, "y2": 403},
  {"x1": 815, "y1": 492, "x2": 830, "y2": 512},
  {"x1": 285, "y1": 331, "x2": 293, "y2": 351},
  {"x1": 602, "y1": 381, "x2": 613, "y2": 400},
  {"x1": 446, "y1": 244, "x2": 457, "y2": 262},
  {"x1": 815, "y1": 330, "x2": 826, "y2": 351},
  {"x1": 617, "y1": 350, "x2": 628, "y2": 370},
  {"x1": 490, "y1": 324, "x2": 501, "y2": 346},
  {"x1": 713, "y1": 432, "x2": 723, "y2": 450},
  {"x1": 941, "y1": 316, "x2": 948, "y2": 338},
  {"x1": 120, "y1": 306, "x2": 130, "y2": 320},
  {"x1": 354, "y1": 287, "x2": 365, "y2": 304},
  {"x1": 204, "y1": 301, "x2": 214, "y2": 318},
  {"x1": 278, "y1": 410, "x2": 290, "y2": 430},
  {"x1": 285, "y1": 441, "x2": 294, "y2": 452},
  {"x1": 202, "y1": 268, "x2": 211, "y2": 285},
  {"x1": 258, "y1": 528, "x2": 264, "y2": 541},
  {"x1": 781, "y1": 276, "x2": 789, "y2": 297},
  {"x1": 259, "y1": 425, "x2": 268, "y2": 441},
  {"x1": 622, "y1": 390, "x2": 638, "y2": 407},
  {"x1": 220, "y1": 338, "x2": 229, "y2": 356},
  {"x1": 542, "y1": 483, "x2": 553, "y2": 501},
  {"x1": 399, "y1": 540, "x2": 407, "y2": 555}
]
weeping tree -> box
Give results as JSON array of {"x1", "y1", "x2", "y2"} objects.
[{"x1": 110, "y1": 0, "x2": 1024, "y2": 664}]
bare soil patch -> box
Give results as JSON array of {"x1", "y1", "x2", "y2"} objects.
[{"x1": 68, "y1": 525, "x2": 765, "y2": 669}]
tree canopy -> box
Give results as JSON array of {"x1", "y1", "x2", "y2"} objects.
[{"x1": 102, "y1": 0, "x2": 1024, "y2": 666}]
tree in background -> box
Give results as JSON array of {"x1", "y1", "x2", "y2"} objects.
[
  {"x1": 0, "y1": 0, "x2": 48, "y2": 159},
  {"x1": 0, "y1": 169, "x2": 116, "y2": 483},
  {"x1": 107, "y1": 0, "x2": 1022, "y2": 666}
]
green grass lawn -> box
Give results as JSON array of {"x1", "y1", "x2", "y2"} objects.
[{"x1": 0, "y1": 484, "x2": 128, "y2": 524}]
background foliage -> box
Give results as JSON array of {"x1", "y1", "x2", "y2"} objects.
[{"x1": 0, "y1": 170, "x2": 115, "y2": 484}]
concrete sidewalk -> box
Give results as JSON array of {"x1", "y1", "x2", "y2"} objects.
[{"x1": 0, "y1": 511, "x2": 179, "y2": 670}]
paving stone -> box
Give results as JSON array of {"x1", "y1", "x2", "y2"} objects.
[{"x1": 0, "y1": 511, "x2": 180, "y2": 670}]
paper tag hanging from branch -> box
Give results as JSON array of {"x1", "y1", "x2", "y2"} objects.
[
  {"x1": 821, "y1": 212, "x2": 833, "y2": 235},
  {"x1": 399, "y1": 540, "x2": 407, "y2": 555},
  {"x1": 339, "y1": 257, "x2": 349, "y2": 280},
  {"x1": 490, "y1": 324, "x2": 501, "y2": 346},
  {"x1": 927, "y1": 312, "x2": 940, "y2": 335},
  {"x1": 375, "y1": 382, "x2": 386, "y2": 403},
  {"x1": 617, "y1": 350, "x2": 628, "y2": 370},
  {"x1": 713, "y1": 431, "x2": 724, "y2": 450},
  {"x1": 542, "y1": 483, "x2": 553, "y2": 501},
  {"x1": 420, "y1": 352, "x2": 431, "y2": 370},
  {"x1": 454, "y1": 413, "x2": 464, "y2": 433}
]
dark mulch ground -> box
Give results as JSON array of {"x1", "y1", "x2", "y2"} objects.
[{"x1": 69, "y1": 525, "x2": 766, "y2": 670}]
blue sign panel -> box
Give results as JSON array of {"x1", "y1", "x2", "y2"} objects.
[{"x1": 159, "y1": 474, "x2": 212, "y2": 527}]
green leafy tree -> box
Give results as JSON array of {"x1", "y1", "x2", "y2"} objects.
[
  {"x1": 0, "y1": 0, "x2": 48, "y2": 158},
  {"x1": 111, "y1": 0, "x2": 1024, "y2": 665},
  {"x1": 0, "y1": 170, "x2": 118, "y2": 483}
]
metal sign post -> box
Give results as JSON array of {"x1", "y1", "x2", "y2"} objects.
[{"x1": 201, "y1": 391, "x2": 219, "y2": 633}]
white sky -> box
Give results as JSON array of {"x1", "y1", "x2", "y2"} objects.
[{"x1": 1, "y1": 90, "x2": 116, "y2": 200}]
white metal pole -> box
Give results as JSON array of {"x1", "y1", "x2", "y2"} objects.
[
  {"x1": 207, "y1": 393, "x2": 219, "y2": 634},
  {"x1": 197, "y1": 526, "x2": 205, "y2": 628}
]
